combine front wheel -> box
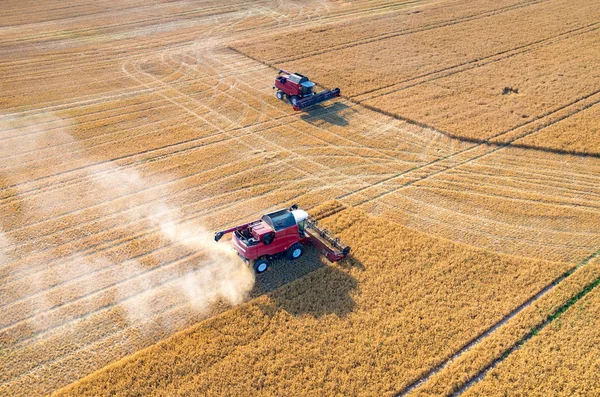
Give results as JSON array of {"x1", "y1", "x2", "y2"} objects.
[
  {"x1": 290, "y1": 96, "x2": 299, "y2": 106},
  {"x1": 286, "y1": 243, "x2": 304, "y2": 260},
  {"x1": 253, "y1": 258, "x2": 269, "y2": 274}
]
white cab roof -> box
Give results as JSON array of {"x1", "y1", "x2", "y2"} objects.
[{"x1": 291, "y1": 209, "x2": 309, "y2": 223}]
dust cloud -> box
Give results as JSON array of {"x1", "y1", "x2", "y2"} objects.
[{"x1": 0, "y1": 111, "x2": 255, "y2": 331}]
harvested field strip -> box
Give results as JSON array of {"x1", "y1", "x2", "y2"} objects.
[
  {"x1": 516, "y1": 102, "x2": 600, "y2": 154},
  {"x1": 402, "y1": 253, "x2": 600, "y2": 397},
  {"x1": 0, "y1": 168, "x2": 338, "y2": 288},
  {"x1": 371, "y1": 193, "x2": 600, "y2": 263},
  {"x1": 371, "y1": 194, "x2": 596, "y2": 253},
  {"x1": 239, "y1": 0, "x2": 597, "y2": 98},
  {"x1": 0, "y1": 95, "x2": 175, "y2": 139},
  {"x1": 0, "y1": 3, "x2": 247, "y2": 45},
  {"x1": 0, "y1": 86, "x2": 158, "y2": 119},
  {"x1": 458, "y1": 252, "x2": 600, "y2": 396},
  {"x1": 355, "y1": 22, "x2": 600, "y2": 101},
  {"x1": 237, "y1": 0, "x2": 546, "y2": 64},
  {"x1": 422, "y1": 174, "x2": 600, "y2": 210},
  {"x1": 363, "y1": 31, "x2": 600, "y2": 146},
  {"x1": 347, "y1": 88, "x2": 600, "y2": 207},
  {"x1": 0, "y1": 98, "x2": 311, "y2": 194},
  {"x1": 0, "y1": 0, "x2": 411, "y2": 48},
  {"x1": 53, "y1": 208, "x2": 572, "y2": 396}
]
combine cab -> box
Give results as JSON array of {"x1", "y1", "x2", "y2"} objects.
[
  {"x1": 273, "y1": 70, "x2": 340, "y2": 111},
  {"x1": 214, "y1": 205, "x2": 350, "y2": 274}
]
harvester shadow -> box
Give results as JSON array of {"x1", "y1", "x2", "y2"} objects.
[
  {"x1": 251, "y1": 246, "x2": 362, "y2": 318},
  {"x1": 300, "y1": 102, "x2": 353, "y2": 127}
]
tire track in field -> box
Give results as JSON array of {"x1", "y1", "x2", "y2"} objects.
[
  {"x1": 372, "y1": 198, "x2": 595, "y2": 258},
  {"x1": 0, "y1": 187, "x2": 323, "y2": 357},
  {"x1": 397, "y1": 248, "x2": 600, "y2": 397},
  {"x1": 264, "y1": 0, "x2": 548, "y2": 64},
  {"x1": 354, "y1": 22, "x2": 600, "y2": 102},
  {"x1": 451, "y1": 250, "x2": 600, "y2": 396},
  {"x1": 423, "y1": 179, "x2": 600, "y2": 212},
  {"x1": 449, "y1": 163, "x2": 600, "y2": 193},
  {"x1": 341, "y1": 89, "x2": 600, "y2": 206}
]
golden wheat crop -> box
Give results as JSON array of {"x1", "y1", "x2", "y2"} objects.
[
  {"x1": 409, "y1": 255, "x2": 600, "y2": 396},
  {"x1": 53, "y1": 207, "x2": 570, "y2": 397},
  {"x1": 2, "y1": 0, "x2": 600, "y2": 395},
  {"x1": 462, "y1": 267, "x2": 600, "y2": 397}
]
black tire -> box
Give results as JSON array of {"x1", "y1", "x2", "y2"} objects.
[
  {"x1": 290, "y1": 96, "x2": 299, "y2": 106},
  {"x1": 253, "y1": 258, "x2": 269, "y2": 274},
  {"x1": 262, "y1": 232, "x2": 274, "y2": 246},
  {"x1": 276, "y1": 91, "x2": 284, "y2": 100},
  {"x1": 286, "y1": 243, "x2": 304, "y2": 260}
]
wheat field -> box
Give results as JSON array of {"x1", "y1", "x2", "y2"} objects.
[{"x1": 1, "y1": 0, "x2": 599, "y2": 396}]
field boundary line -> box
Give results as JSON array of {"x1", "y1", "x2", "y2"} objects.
[
  {"x1": 264, "y1": 0, "x2": 547, "y2": 64},
  {"x1": 346, "y1": 89, "x2": 600, "y2": 206},
  {"x1": 452, "y1": 249, "x2": 600, "y2": 396},
  {"x1": 354, "y1": 22, "x2": 600, "y2": 101},
  {"x1": 396, "y1": 248, "x2": 600, "y2": 397}
]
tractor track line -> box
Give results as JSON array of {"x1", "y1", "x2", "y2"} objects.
[
  {"x1": 0, "y1": 249, "x2": 201, "y2": 337},
  {"x1": 0, "y1": 59, "x2": 265, "y2": 119},
  {"x1": 0, "y1": 109, "x2": 301, "y2": 197},
  {"x1": 0, "y1": 168, "x2": 352, "y2": 288},
  {"x1": 0, "y1": 189, "x2": 320, "y2": 347},
  {"x1": 354, "y1": 22, "x2": 600, "y2": 101},
  {"x1": 434, "y1": 164, "x2": 600, "y2": 193},
  {"x1": 373, "y1": 193, "x2": 598, "y2": 248},
  {"x1": 0, "y1": 96, "x2": 354, "y2": 221},
  {"x1": 0, "y1": 167, "x2": 328, "y2": 286},
  {"x1": 451, "y1": 249, "x2": 600, "y2": 396},
  {"x1": 0, "y1": 0, "x2": 412, "y2": 51},
  {"x1": 0, "y1": 97, "x2": 172, "y2": 139},
  {"x1": 0, "y1": 61, "x2": 268, "y2": 132},
  {"x1": 0, "y1": 0, "x2": 211, "y2": 27},
  {"x1": 344, "y1": 89, "x2": 600, "y2": 205},
  {"x1": 421, "y1": 172, "x2": 600, "y2": 208},
  {"x1": 431, "y1": 167, "x2": 600, "y2": 198},
  {"x1": 0, "y1": 106, "x2": 199, "y2": 166},
  {"x1": 449, "y1": 164, "x2": 600, "y2": 192},
  {"x1": 265, "y1": 0, "x2": 547, "y2": 65},
  {"x1": 417, "y1": 183, "x2": 600, "y2": 213},
  {"x1": 396, "y1": 248, "x2": 600, "y2": 397}
]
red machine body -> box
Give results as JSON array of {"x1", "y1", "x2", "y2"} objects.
[
  {"x1": 273, "y1": 70, "x2": 340, "y2": 111},
  {"x1": 214, "y1": 205, "x2": 350, "y2": 274}
]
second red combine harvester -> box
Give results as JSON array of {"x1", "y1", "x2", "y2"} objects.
[
  {"x1": 214, "y1": 205, "x2": 350, "y2": 274},
  {"x1": 273, "y1": 70, "x2": 340, "y2": 111}
]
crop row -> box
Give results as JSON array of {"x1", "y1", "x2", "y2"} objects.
[{"x1": 53, "y1": 207, "x2": 572, "y2": 396}]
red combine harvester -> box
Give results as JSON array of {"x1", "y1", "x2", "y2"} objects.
[
  {"x1": 273, "y1": 70, "x2": 340, "y2": 111},
  {"x1": 214, "y1": 205, "x2": 351, "y2": 274}
]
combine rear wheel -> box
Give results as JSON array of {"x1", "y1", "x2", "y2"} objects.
[
  {"x1": 276, "y1": 91, "x2": 284, "y2": 100},
  {"x1": 286, "y1": 243, "x2": 304, "y2": 260},
  {"x1": 253, "y1": 258, "x2": 269, "y2": 274}
]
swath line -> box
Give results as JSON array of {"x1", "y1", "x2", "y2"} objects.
[{"x1": 396, "y1": 248, "x2": 600, "y2": 396}]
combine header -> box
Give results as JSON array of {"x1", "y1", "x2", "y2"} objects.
[
  {"x1": 214, "y1": 205, "x2": 350, "y2": 274},
  {"x1": 273, "y1": 70, "x2": 340, "y2": 111}
]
